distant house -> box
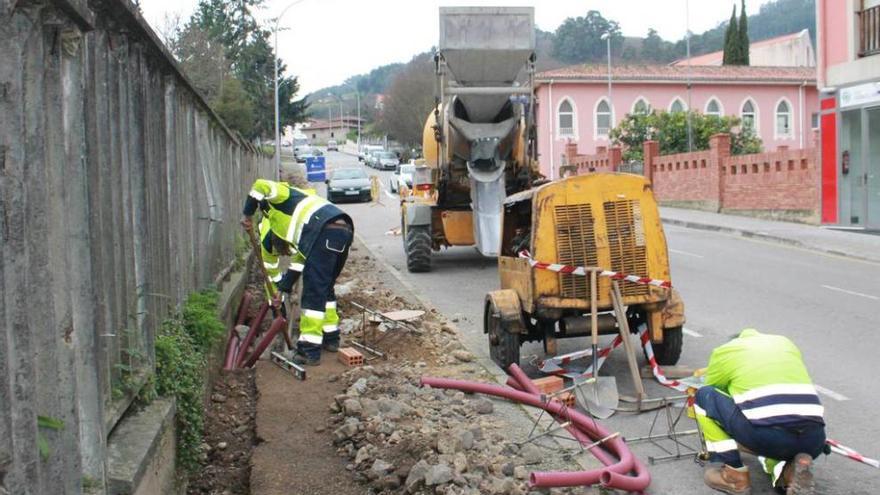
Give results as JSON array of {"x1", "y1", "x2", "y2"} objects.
[
  {"x1": 535, "y1": 64, "x2": 818, "y2": 179},
  {"x1": 672, "y1": 30, "x2": 816, "y2": 67},
  {"x1": 302, "y1": 116, "x2": 363, "y2": 145}
]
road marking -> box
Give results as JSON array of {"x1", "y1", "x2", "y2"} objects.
[
  {"x1": 820, "y1": 285, "x2": 879, "y2": 300},
  {"x1": 384, "y1": 190, "x2": 396, "y2": 201},
  {"x1": 682, "y1": 327, "x2": 702, "y2": 338},
  {"x1": 814, "y1": 384, "x2": 850, "y2": 401},
  {"x1": 669, "y1": 248, "x2": 704, "y2": 259}
]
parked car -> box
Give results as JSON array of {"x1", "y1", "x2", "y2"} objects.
[
  {"x1": 326, "y1": 168, "x2": 372, "y2": 203},
  {"x1": 327, "y1": 139, "x2": 338, "y2": 151},
  {"x1": 375, "y1": 151, "x2": 400, "y2": 171},
  {"x1": 390, "y1": 163, "x2": 416, "y2": 193},
  {"x1": 365, "y1": 149, "x2": 382, "y2": 168},
  {"x1": 360, "y1": 145, "x2": 383, "y2": 163},
  {"x1": 295, "y1": 146, "x2": 323, "y2": 163}
]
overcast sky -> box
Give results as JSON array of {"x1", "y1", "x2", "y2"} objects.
[{"x1": 142, "y1": 0, "x2": 776, "y2": 95}]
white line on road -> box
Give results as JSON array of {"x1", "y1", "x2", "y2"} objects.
[
  {"x1": 820, "y1": 284, "x2": 879, "y2": 300},
  {"x1": 669, "y1": 248, "x2": 704, "y2": 259},
  {"x1": 814, "y1": 384, "x2": 850, "y2": 401},
  {"x1": 682, "y1": 327, "x2": 702, "y2": 338},
  {"x1": 384, "y1": 190, "x2": 397, "y2": 201}
]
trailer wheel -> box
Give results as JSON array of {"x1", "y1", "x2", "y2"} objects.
[
  {"x1": 650, "y1": 326, "x2": 683, "y2": 366},
  {"x1": 405, "y1": 226, "x2": 431, "y2": 273},
  {"x1": 485, "y1": 300, "x2": 519, "y2": 370}
]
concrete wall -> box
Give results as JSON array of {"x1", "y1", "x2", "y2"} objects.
[
  {"x1": 535, "y1": 80, "x2": 818, "y2": 179},
  {"x1": 0, "y1": 0, "x2": 273, "y2": 492}
]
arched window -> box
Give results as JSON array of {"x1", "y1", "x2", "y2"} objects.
[
  {"x1": 595, "y1": 99, "x2": 612, "y2": 137},
  {"x1": 557, "y1": 99, "x2": 576, "y2": 137},
  {"x1": 741, "y1": 99, "x2": 757, "y2": 131},
  {"x1": 705, "y1": 98, "x2": 722, "y2": 117},
  {"x1": 775, "y1": 99, "x2": 792, "y2": 138},
  {"x1": 669, "y1": 98, "x2": 686, "y2": 113},
  {"x1": 632, "y1": 98, "x2": 650, "y2": 115}
]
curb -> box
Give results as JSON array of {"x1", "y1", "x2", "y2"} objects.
[{"x1": 661, "y1": 217, "x2": 878, "y2": 264}]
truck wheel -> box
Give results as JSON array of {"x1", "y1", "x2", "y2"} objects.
[
  {"x1": 485, "y1": 300, "x2": 519, "y2": 370},
  {"x1": 650, "y1": 326, "x2": 683, "y2": 366},
  {"x1": 405, "y1": 226, "x2": 431, "y2": 273}
]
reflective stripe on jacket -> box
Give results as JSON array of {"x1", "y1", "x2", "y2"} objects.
[
  {"x1": 245, "y1": 179, "x2": 352, "y2": 258},
  {"x1": 259, "y1": 217, "x2": 305, "y2": 283},
  {"x1": 705, "y1": 329, "x2": 824, "y2": 427}
]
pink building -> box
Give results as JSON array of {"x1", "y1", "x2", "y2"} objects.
[
  {"x1": 534, "y1": 64, "x2": 818, "y2": 179},
  {"x1": 816, "y1": 0, "x2": 880, "y2": 228}
]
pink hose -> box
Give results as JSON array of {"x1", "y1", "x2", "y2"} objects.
[
  {"x1": 241, "y1": 316, "x2": 288, "y2": 368},
  {"x1": 421, "y1": 368, "x2": 651, "y2": 493},
  {"x1": 236, "y1": 301, "x2": 270, "y2": 367},
  {"x1": 223, "y1": 335, "x2": 240, "y2": 370},
  {"x1": 235, "y1": 291, "x2": 253, "y2": 326}
]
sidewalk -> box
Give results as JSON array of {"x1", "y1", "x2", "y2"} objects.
[{"x1": 660, "y1": 207, "x2": 880, "y2": 264}]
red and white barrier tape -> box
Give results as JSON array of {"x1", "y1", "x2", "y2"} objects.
[
  {"x1": 826, "y1": 439, "x2": 880, "y2": 469},
  {"x1": 518, "y1": 251, "x2": 672, "y2": 289}
]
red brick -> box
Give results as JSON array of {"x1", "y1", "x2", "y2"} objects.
[
  {"x1": 338, "y1": 347, "x2": 364, "y2": 367},
  {"x1": 532, "y1": 376, "x2": 564, "y2": 395},
  {"x1": 556, "y1": 392, "x2": 576, "y2": 408}
]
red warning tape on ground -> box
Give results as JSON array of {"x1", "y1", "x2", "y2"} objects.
[{"x1": 518, "y1": 251, "x2": 672, "y2": 289}]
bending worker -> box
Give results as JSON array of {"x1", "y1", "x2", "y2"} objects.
[
  {"x1": 696, "y1": 328, "x2": 825, "y2": 495},
  {"x1": 257, "y1": 216, "x2": 304, "y2": 306},
  {"x1": 241, "y1": 178, "x2": 353, "y2": 366}
]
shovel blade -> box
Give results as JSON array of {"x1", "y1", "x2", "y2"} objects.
[{"x1": 581, "y1": 377, "x2": 619, "y2": 419}]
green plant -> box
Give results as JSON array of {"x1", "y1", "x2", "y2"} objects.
[
  {"x1": 152, "y1": 288, "x2": 226, "y2": 472},
  {"x1": 37, "y1": 415, "x2": 64, "y2": 461},
  {"x1": 610, "y1": 110, "x2": 763, "y2": 161}
]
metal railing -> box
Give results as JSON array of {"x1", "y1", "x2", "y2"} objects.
[{"x1": 859, "y1": 3, "x2": 880, "y2": 57}]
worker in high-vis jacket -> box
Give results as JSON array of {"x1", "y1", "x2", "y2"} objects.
[
  {"x1": 696, "y1": 329, "x2": 825, "y2": 495},
  {"x1": 241, "y1": 178, "x2": 353, "y2": 366},
  {"x1": 258, "y1": 217, "x2": 305, "y2": 302}
]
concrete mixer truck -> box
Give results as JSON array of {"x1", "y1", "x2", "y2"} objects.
[{"x1": 400, "y1": 7, "x2": 541, "y2": 272}]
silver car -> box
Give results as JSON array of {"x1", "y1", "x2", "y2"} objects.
[{"x1": 375, "y1": 151, "x2": 400, "y2": 171}]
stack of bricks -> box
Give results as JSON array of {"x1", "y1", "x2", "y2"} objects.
[
  {"x1": 337, "y1": 347, "x2": 364, "y2": 367},
  {"x1": 530, "y1": 376, "x2": 576, "y2": 407}
]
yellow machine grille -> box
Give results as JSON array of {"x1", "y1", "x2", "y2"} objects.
[
  {"x1": 603, "y1": 199, "x2": 649, "y2": 297},
  {"x1": 554, "y1": 204, "x2": 598, "y2": 299}
]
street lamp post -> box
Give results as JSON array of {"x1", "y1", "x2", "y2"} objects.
[
  {"x1": 272, "y1": 0, "x2": 309, "y2": 179},
  {"x1": 685, "y1": 0, "x2": 693, "y2": 152},
  {"x1": 600, "y1": 32, "x2": 613, "y2": 134}
]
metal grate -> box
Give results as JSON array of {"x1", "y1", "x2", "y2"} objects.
[
  {"x1": 603, "y1": 200, "x2": 649, "y2": 297},
  {"x1": 554, "y1": 204, "x2": 598, "y2": 299}
]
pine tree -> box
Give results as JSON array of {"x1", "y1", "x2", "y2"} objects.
[
  {"x1": 722, "y1": 5, "x2": 738, "y2": 65},
  {"x1": 738, "y1": 0, "x2": 750, "y2": 65}
]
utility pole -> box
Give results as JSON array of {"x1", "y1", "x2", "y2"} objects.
[
  {"x1": 273, "y1": 0, "x2": 309, "y2": 179},
  {"x1": 685, "y1": 0, "x2": 693, "y2": 152},
  {"x1": 601, "y1": 32, "x2": 613, "y2": 135}
]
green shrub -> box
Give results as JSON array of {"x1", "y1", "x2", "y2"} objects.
[{"x1": 153, "y1": 288, "x2": 226, "y2": 472}]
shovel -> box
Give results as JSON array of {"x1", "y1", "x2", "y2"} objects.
[{"x1": 579, "y1": 270, "x2": 618, "y2": 419}]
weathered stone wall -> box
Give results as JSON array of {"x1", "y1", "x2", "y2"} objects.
[{"x1": 0, "y1": 0, "x2": 272, "y2": 491}]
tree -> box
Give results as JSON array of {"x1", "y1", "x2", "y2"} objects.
[
  {"x1": 375, "y1": 54, "x2": 435, "y2": 147},
  {"x1": 214, "y1": 78, "x2": 255, "y2": 137},
  {"x1": 551, "y1": 10, "x2": 623, "y2": 64},
  {"x1": 722, "y1": 5, "x2": 739, "y2": 65},
  {"x1": 642, "y1": 28, "x2": 666, "y2": 62},
  {"x1": 174, "y1": 20, "x2": 231, "y2": 103},
  {"x1": 738, "y1": 0, "x2": 750, "y2": 65}
]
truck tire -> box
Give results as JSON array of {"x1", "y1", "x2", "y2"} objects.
[
  {"x1": 485, "y1": 300, "x2": 519, "y2": 370},
  {"x1": 405, "y1": 226, "x2": 431, "y2": 273},
  {"x1": 651, "y1": 326, "x2": 683, "y2": 366}
]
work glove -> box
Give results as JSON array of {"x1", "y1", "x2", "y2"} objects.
[{"x1": 275, "y1": 269, "x2": 300, "y2": 294}]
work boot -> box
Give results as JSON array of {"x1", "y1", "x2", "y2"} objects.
[
  {"x1": 291, "y1": 350, "x2": 320, "y2": 366},
  {"x1": 777, "y1": 454, "x2": 814, "y2": 495},
  {"x1": 704, "y1": 463, "x2": 751, "y2": 495}
]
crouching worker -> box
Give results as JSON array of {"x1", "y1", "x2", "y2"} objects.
[
  {"x1": 697, "y1": 329, "x2": 825, "y2": 495},
  {"x1": 242, "y1": 178, "x2": 353, "y2": 366}
]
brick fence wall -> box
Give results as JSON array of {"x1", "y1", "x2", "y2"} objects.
[{"x1": 564, "y1": 134, "x2": 820, "y2": 223}]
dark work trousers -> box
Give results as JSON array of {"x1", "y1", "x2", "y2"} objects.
[
  {"x1": 696, "y1": 386, "x2": 826, "y2": 468},
  {"x1": 297, "y1": 224, "x2": 353, "y2": 358}
]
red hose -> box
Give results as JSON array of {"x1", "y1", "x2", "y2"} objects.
[
  {"x1": 236, "y1": 301, "x2": 270, "y2": 367},
  {"x1": 241, "y1": 316, "x2": 288, "y2": 368},
  {"x1": 421, "y1": 371, "x2": 651, "y2": 493},
  {"x1": 223, "y1": 335, "x2": 240, "y2": 370},
  {"x1": 235, "y1": 291, "x2": 253, "y2": 326}
]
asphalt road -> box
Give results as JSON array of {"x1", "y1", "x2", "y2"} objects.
[{"x1": 288, "y1": 150, "x2": 880, "y2": 494}]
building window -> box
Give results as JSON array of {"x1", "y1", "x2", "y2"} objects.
[
  {"x1": 595, "y1": 99, "x2": 612, "y2": 136},
  {"x1": 331, "y1": 132, "x2": 335, "y2": 138},
  {"x1": 740, "y1": 99, "x2": 757, "y2": 131},
  {"x1": 811, "y1": 112, "x2": 819, "y2": 129},
  {"x1": 557, "y1": 99, "x2": 576, "y2": 137},
  {"x1": 858, "y1": 1, "x2": 880, "y2": 57},
  {"x1": 669, "y1": 98, "x2": 686, "y2": 113},
  {"x1": 775, "y1": 99, "x2": 793, "y2": 138},
  {"x1": 705, "y1": 98, "x2": 723, "y2": 117},
  {"x1": 632, "y1": 98, "x2": 650, "y2": 115}
]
